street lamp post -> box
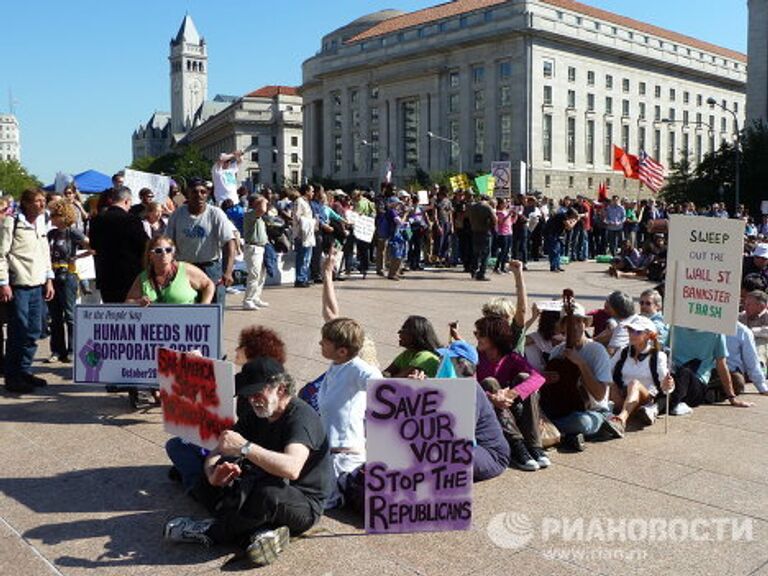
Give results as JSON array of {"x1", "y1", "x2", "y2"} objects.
[
  {"x1": 427, "y1": 130, "x2": 462, "y2": 174},
  {"x1": 361, "y1": 139, "x2": 375, "y2": 179},
  {"x1": 706, "y1": 97, "x2": 741, "y2": 214}
]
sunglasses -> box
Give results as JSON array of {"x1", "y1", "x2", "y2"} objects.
[{"x1": 151, "y1": 247, "x2": 174, "y2": 255}]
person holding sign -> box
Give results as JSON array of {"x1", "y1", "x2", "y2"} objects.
[
  {"x1": 165, "y1": 357, "x2": 330, "y2": 567},
  {"x1": 124, "y1": 236, "x2": 214, "y2": 306}
]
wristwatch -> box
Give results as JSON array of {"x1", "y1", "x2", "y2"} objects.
[{"x1": 240, "y1": 441, "x2": 253, "y2": 457}]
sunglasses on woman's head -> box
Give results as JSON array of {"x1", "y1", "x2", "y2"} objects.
[{"x1": 151, "y1": 247, "x2": 174, "y2": 255}]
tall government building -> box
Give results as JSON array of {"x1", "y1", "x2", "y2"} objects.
[
  {"x1": 302, "y1": 0, "x2": 747, "y2": 195},
  {"x1": 0, "y1": 115, "x2": 20, "y2": 162},
  {"x1": 748, "y1": 0, "x2": 768, "y2": 126}
]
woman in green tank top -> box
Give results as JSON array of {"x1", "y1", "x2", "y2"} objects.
[{"x1": 125, "y1": 237, "x2": 215, "y2": 305}]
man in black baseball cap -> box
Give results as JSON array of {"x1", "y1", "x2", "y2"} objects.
[{"x1": 164, "y1": 357, "x2": 330, "y2": 566}]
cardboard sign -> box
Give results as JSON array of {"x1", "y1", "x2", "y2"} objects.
[
  {"x1": 474, "y1": 174, "x2": 495, "y2": 197},
  {"x1": 449, "y1": 174, "x2": 471, "y2": 193},
  {"x1": 74, "y1": 304, "x2": 221, "y2": 385},
  {"x1": 348, "y1": 212, "x2": 376, "y2": 243},
  {"x1": 491, "y1": 161, "x2": 511, "y2": 197},
  {"x1": 664, "y1": 215, "x2": 744, "y2": 335},
  {"x1": 417, "y1": 190, "x2": 429, "y2": 206},
  {"x1": 158, "y1": 348, "x2": 235, "y2": 450},
  {"x1": 123, "y1": 168, "x2": 171, "y2": 205},
  {"x1": 365, "y1": 378, "x2": 475, "y2": 534}
]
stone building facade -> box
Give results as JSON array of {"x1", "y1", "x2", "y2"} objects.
[
  {"x1": 0, "y1": 115, "x2": 20, "y2": 162},
  {"x1": 302, "y1": 0, "x2": 746, "y2": 197},
  {"x1": 748, "y1": 0, "x2": 768, "y2": 126}
]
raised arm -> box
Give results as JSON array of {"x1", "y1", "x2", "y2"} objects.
[{"x1": 322, "y1": 247, "x2": 340, "y2": 322}]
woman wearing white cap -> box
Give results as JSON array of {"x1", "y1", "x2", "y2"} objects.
[{"x1": 606, "y1": 314, "x2": 674, "y2": 435}]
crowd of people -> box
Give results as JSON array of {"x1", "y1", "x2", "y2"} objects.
[{"x1": 1, "y1": 159, "x2": 765, "y2": 566}]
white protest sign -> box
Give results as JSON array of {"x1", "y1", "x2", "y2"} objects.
[
  {"x1": 417, "y1": 190, "x2": 429, "y2": 205},
  {"x1": 491, "y1": 161, "x2": 511, "y2": 198},
  {"x1": 123, "y1": 168, "x2": 171, "y2": 205},
  {"x1": 158, "y1": 348, "x2": 235, "y2": 450},
  {"x1": 664, "y1": 215, "x2": 744, "y2": 334},
  {"x1": 365, "y1": 378, "x2": 475, "y2": 534},
  {"x1": 348, "y1": 212, "x2": 376, "y2": 243},
  {"x1": 74, "y1": 304, "x2": 222, "y2": 385}
]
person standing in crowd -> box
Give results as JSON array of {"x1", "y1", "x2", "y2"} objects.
[
  {"x1": 435, "y1": 187, "x2": 453, "y2": 266},
  {"x1": 493, "y1": 198, "x2": 515, "y2": 274},
  {"x1": 242, "y1": 194, "x2": 270, "y2": 310},
  {"x1": 292, "y1": 184, "x2": 316, "y2": 288},
  {"x1": 89, "y1": 186, "x2": 147, "y2": 303},
  {"x1": 47, "y1": 200, "x2": 90, "y2": 364},
  {"x1": 467, "y1": 195, "x2": 497, "y2": 281},
  {"x1": 0, "y1": 189, "x2": 55, "y2": 393},
  {"x1": 604, "y1": 195, "x2": 626, "y2": 256},
  {"x1": 212, "y1": 151, "x2": 242, "y2": 206},
  {"x1": 129, "y1": 187, "x2": 155, "y2": 217},
  {"x1": 141, "y1": 202, "x2": 167, "y2": 239},
  {"x1": 542, "y1": 207, "x2": 579, "y2": 273},
  {"x1": 165, "y1": 178, "x2": 237, "y2": 306},
  {"x1": 350, "y1": 189, "x2": 375, "y2": 278}
]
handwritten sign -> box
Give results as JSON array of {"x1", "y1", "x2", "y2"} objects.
[
  {"x1": 74, "y1": 304, "x2": 221, "y2": 385},
  {"x1": 347, "y1": 212, "x2": 376, "y2": 243},
  {"x1": 664, "y1": 215, "x2": 744, "y2": 334},
  {"x1": 365, "y1": 378, "x2": 475, "y2": 534},
  {"x1": 449, "y1": 174, "x2": 471, "y2": 193},
  {"x1": 158, "y1": 348, "x2": 235, "y2": 450},
  {"x1": 123, "y1": 168, "x2": 171, "y2": 205}
]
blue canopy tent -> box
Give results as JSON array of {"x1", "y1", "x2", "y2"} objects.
[{"x1": 45, "y1": 170, "x2": 112, "y2": 193}]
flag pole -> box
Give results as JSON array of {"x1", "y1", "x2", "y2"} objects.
[{"x1": 664, "y1": 259, "x2": 678, "y2": 435}]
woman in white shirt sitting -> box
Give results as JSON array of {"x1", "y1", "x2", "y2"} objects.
[{"x1": 607, "y1": 314, "x2": 674, "y2": 435}]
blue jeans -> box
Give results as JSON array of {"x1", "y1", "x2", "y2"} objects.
[
  {"x1": 544, "y1": 233, "x2": 562, "y2": 271},
  {"x1": 494, "y1": 234, "x2": 513, "y2": 270},
  {"x1": 6, "y1": 284, "x2": 44, "y2": 379},
  {"x1": 50, "y1": 273, "x2": 78, "y2": 358},
  {"x1": 552, "y1": 410, "x2": 607, "y2": 437},
  {"x1": 513, "y1": 227, "x2": 529, "y2": 263},
  {"x1": 295, "y1": 241, "x2": 313, "y2": 283},
  {"x1": 606, "y1": 229, "x2": 623, "y2": 256},
  {"x1": 166, "y1": 437, "x2": 208, "y2": 492}
]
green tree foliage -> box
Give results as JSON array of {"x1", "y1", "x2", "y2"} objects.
[
  {"x1": 0, "y1": 159, "x2": 42, "y2": 198},
  {"x1": 129, "y1": 145, "x2": 211, "y2": 187}
]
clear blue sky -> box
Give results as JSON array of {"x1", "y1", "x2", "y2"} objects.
[{"x1": 0, "y1": 0, "x2": 748, "y2": 184}]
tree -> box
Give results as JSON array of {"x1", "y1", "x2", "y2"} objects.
[
  {"x1": 129, "y1": 145, "x2": 212, "y2": 187},
  {"x1": 0, "y1": 159, "x2": 42, "y2": 198}
]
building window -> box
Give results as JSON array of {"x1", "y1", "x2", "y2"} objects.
[
  {"x1": 543, "y1": 113, "x2": 553, "y2": 161},
  {"x1": 669, "y1": 108, "x2": 676, "y2": 121},
  {"x1": 639, "y1": 126, "x2": 646, "y2": 151},
  {"x1": 543, "y1": 85, "x2": 553, "y2": 106},
  {"x1": 543, "y1": 60, "x2": 554, "y2": 78},
  {"x1": 567, "y1": 117, "x2": 576, "y2": 163},
  {"x1": 251, "y1": 151, "x2": 259, "y2": 162},
  {"x1": 683, "y1": 91, "x2": 690, "y2": 104},
  {"x1": 251, "y1": 135, "x2": 259, "y2": 146},
  {"x1": 655, "y1": 85, "x2": 661, "y2": 98},
  {"x1": 721, "y1": 117, "x2": 727, "y2": 133},
  {"x1": 474, "y1": 117, "x2": 485, "y2": 163},
  {"x1": 683, "y1": 110, "x2": 689, "y2": 125},
  {"x1": 499, "y1": 61, "x2": 512, "y2": 80},
  {"x1": 605, "y1": 74, "x2": 613, "y2": 89},
  {"x1": 587, "y1": 93, "x2": 595, "y2": 112},
  {"x1": 734, "y1": 101, "x2": 739, "y2": 114},
  {"x1": 604, "y1": 121, "x2": 613, "y2": 165},
  {"x1": 639, "y1": 82, "x2": 646, "y2": 96},
  {"x1": 696, "y1": 94, "x2": 702, "y2": 106},
  {"x1": 683, "y1": 132, "x2": 689, "y2": 159},
  {"x1": 654, "y1": 105, "x2": 661, "y2": 121},
  {"x1": 499, "y1": 85, "x2": 512, "y2": 106},
  {"x1": 449, "y1": 93, "x2": 460, "y2": 113},
  {"x1": 605, "y1": 96, "x2": 613, "y2": 115},
  {"x1": 586, "y1": 119, "x2": 595, "y2": 164},
  {"x1": 402, "y1": 99, "x2": 419, "y2": 167},
  {"x1": 654, "y1": 129, "x2": 661, "y2": 160},
  {"x1": 500, "y1": 114, "x2": 512, "y2": 158},
  {"x1": 587, "y1": 70, "x2": 595, "y2": 86},
  {"x1": 568, "y1": 66, "x2": 576, "y2": 82},
  {"x1": 474, "y1": 89, "x2": 485, "y2": 111},
  {"x1": 449, "y1": 71, "x2": 460, "y2": 88},
  {"x1": 668, "y1": 131, "x2": 676, "y2": 165},
  {"x1": 291, "y1": 136, "x2": 298, "y2": 147},
  {"x1": 639, "y1": 102, "x2": 646, "y2": 119},
  {"x1": 622, "y1": 78, "x2": 630, "y2": 93},
  {"x1": 622, "y1": 99, "x2": 630, "y2": 117},
  {"x1": 291, "y1": 153, "x2": 299, "y2": 163},
  {"x1": 473, "y1": 65, "x2": 485, "y2": 84},
  {"x1": 460, "y1": 16, "x2": 469, "y2": 28},
  {"x1": 622, "y1": 124, "x2": 630, "y2": 150},
  {"x1": 333, "y1": 134, "x2": 342, "y2": 172},
  {"x1": 696, "y1": 133, "x2": 703, "y2": 164},
  {"x1": 669, "y1": 88, "x2": 676, "y2": 101},
  {"x1": 545, "y1": 174, "x2": 551, "y2": 188},
  {"x1": 567, "y1": 89, "x2": 576, "y2": 109}
]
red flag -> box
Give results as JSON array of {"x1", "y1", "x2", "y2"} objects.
[
  {"x1": 597, "y1": 181, "x2": 608, "y2": 203},
  {"x1": 612, "y1": 145, "x2": 640, "y2": 179}
]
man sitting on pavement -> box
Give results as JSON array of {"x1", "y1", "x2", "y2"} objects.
[
  {"x1": 738, "y1": 290, "x2": 768, "y2": 369},
  {"x1": 164, "y1": 357, "x2": 330, "y2": 567},
  {"x1": 719, "y1": 321, "x2": 768, "y2": 396}
]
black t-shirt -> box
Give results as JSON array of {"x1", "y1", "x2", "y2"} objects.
[
  {"x1": 233, "y1": 397, "x2": 330, "y2": 515},
  {"x1": 544, "y1": 212, "x2": 567, "y2": 237}
]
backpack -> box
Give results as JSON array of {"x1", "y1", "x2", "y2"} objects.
[{"x1": 612, "y1": 346, "x2": 660, "y2": 391}]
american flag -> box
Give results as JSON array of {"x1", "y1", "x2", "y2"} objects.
[{"x1": 638, "y1": 150, "x2": 665, "y2": 193}]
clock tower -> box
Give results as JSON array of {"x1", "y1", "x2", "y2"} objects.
[{"x1": 169, "y1": 14, "x2": 208, "y2": 135}]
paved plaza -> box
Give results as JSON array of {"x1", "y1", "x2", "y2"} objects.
[{"x1": 1, "y1": 260, "x2": 767, "y2": 576}]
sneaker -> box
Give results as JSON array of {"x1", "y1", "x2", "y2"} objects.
[
  {"x1": 225, "y1": 286, "x2": 239, "y2": 294},
  {"x1": 48, "y1": 354, "x2": 59, "y2": 364},
  {"x1": 245, "y1": 526, "x2": 290, "y2": 566},
  {"x1": 561, "y1": 433, "x2": 586, "y2": 452},
  {"x1": 528, "y1": 446, "x2": 551, "y2": 469},
  {"x1": 254, "y1": 300, "x2": 270, "y2": 308},
  {"x1": 638, "y1": 403, "x2": 658, "y2": 426},
  {"x1": 60, "y1": 355, "x2": 72, "y2": 364},
  {"x1": 671, "y1": 402, "x2": 693, "y2": 416},
  {"x1": 242, "y1": 301, "x2": 259, "y2": 310},
  {"x1": 5, "y1": 377, "x2": 35, "y2": 394},
  {"x1": 508, "y1": 439, "x2": 539, "y2": 471},
  {"x1": 164, "y1": 517, "x2": 214, "y2": 547},
  {"x1": 601, "y1": 415, "x2": 625, "y2": 439}
]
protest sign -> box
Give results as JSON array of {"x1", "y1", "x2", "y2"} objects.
[
  {"x1": 491, "y1": 161, "x2": 511, "y2": 197},
  {"x1": 474, "y1": 174, "x2": 495, "y2": 197},
  {"x1": 123, "y1": 168, "x2": 171, "y2": 205},
  {"x1": 417, "y1": 190, "x2": 429, "y2": 205},
  {"x1": 365, "y1": 378, "x2": 475, "y2": 534},
  {"x1": 158, "y1": 347, "x2": 235, "y2": 450},
  {"x1": 347, "y1": 212, "x2": 376, "y2": 243},
  {"x1": 74, "y1": 304, "x2": 221, "y2": 385},
  {"x1": 664, "y1": 215, "x2": 744, "y2": 334},
  {"x1": 449, "y1": 174, "x2": 471, "y2": 193}
]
